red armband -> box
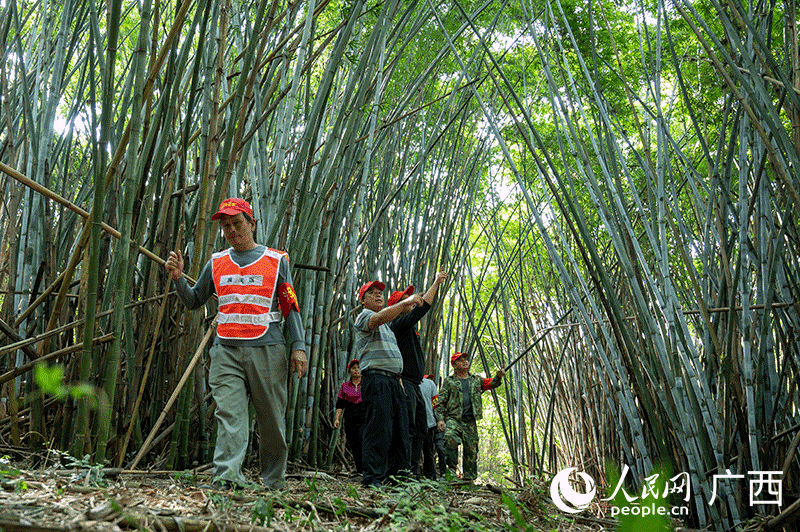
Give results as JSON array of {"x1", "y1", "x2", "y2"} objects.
[
  {"x1": 278, "y1": 282, "x2": 300, "y2": 317},
  {"x1": 431, "y1": 394, "x2": 438, "y2": 409},
  {"x1": 481, "y1": 378, "x2": 493, "y2": 391}
]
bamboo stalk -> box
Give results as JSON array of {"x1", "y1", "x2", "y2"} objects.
[
  {"x1": 127, "y1": 320, "x2": 216, "y2": 470},
  {"x1": 0, "y1": 295, "x2": 173, "y2": 358},
  {"x1": 117, "y1": 227, "x2": 184, "y2": 467},
  {"x1": 0, "y1": 162, "x2": 195, "y2": 282},
  {"x1": 0, "y1": 333, "x2": 115, "y2": 385}
]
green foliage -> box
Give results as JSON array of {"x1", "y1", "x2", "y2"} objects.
[
  {"x1": 63, "y1": 454, "x2": 108, "y2": 487},
  {"x1": 251, "y1": 496, "x2": 276, "y2": 527},
  {"x1": 30, "y1": 363, "x2": 106, "y2": 459},
  {"x1": 477, "y1": 397, "x2": 513, "y2": 486},
  {"x1": 282, "y1": 498, "x2": 295, "y2": 524},
  {"x1": 209, "y1": 492, "x2": 235, "y2": 514},
  {"x1": 501, "y1": 493, "x2": 538, "y2": 531},
  {"x1": 109, "y1": 498, "x2": 123, "y2": 513},
  {"x1": 171, "y1": 470, "x2": 199, "y2": 484},
  {"x1": 34, "y1": 364, "x2": 66, "y2": 398},
  {"x1": 32, "y1": 363, "x2": 95, "y2": 402},
  {"x1": 0, "y1": 456, "x2": 21, "y2": 481},
  {"x1": 0, "y1": 456, "x2": 27, "y2": 492},
  {"x1": 304, "y1": 473, "x2": 325, "y2": 500},
  {"x1": 331, "y1": 496, "x2": 348, "y2": 517},
  {"x1": 375, "y1": 479, "x2": 475, "y2": 531}
]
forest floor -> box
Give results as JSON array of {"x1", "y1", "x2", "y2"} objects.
[{"x1": 0, "y1": 451, "x2": 622, "y2": 532}]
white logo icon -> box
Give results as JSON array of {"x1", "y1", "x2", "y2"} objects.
[{"x1": 550, "y1": 468, "x2": 596, "y2": 514}]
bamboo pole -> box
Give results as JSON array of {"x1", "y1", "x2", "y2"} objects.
[
  {"x1": 502, "y1": 311, "x2": 573, "y2": 372},
  {"x1": 0, "y1": 333, "x2": 115, "y2": 385},
  {"x1": 0, "y1": 295, "x2": 173, "y2": 358},
  {"x1": 127, "y1": 320, "x2": 216, "y2": 470},
  {"x1": 0, "y1": 162, "x2": 195, "y2": 283},
  {"x1": 117, "y1": 227, "x2": 184, "y2": 467}
]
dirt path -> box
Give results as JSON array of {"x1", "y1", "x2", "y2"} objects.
[{"x1": 0, "y1": 457, "x2": 615, "y2": 531}]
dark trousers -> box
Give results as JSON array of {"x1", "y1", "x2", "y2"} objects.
[
  {"x1": 360, "y1": 371, "x2": 410, "y2": 487},
  {"x1": 343, "y1": 409, "x2": 364, "y2": 473},
  {"x1": 422, "y1": 426, "x2": 438, "y2": 479},
  {"x1": 404, "y1": 379, "x2": 427, "y2": 477},
  {"x1": 434, "y1": 429, "x2": 446, "y2": 476}
]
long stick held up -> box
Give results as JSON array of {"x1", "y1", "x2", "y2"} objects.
[
  {"x1": 0, "y1": 162, "x2": 197, "y2": 283},
  {"x1": 503, "y1": 310, "x2": 573, "y2": 372}
]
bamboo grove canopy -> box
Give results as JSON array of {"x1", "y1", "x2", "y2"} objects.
[{"x1": 1, "y1": 0, "x2": 799, "y2": 529}]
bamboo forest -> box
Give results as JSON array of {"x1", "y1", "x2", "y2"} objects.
[{"x1": 0, "y1": 0, "x2": 799, "y2": 529}]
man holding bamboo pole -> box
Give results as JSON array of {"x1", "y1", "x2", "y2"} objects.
[
  {"x1": 165, "y1": 197, "x2": 307, "y2": 491},
  {"x1": 436, "y1": 351, "x2": 505, "y2": 482}
]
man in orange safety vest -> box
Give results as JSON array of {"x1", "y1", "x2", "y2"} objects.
[{"x1": 165, "y1": 197, "x2": 307, "y2": 490}]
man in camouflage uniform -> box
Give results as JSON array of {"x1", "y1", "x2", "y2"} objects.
[{"x1": 436, "y1": 352, "x2": 505, "y2": 481}]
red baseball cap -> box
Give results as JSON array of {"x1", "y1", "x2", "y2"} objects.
[
  {"x1": 212, "y1": 198, "x2": 254, "y2": 220},
  {"x1": 387, "y1": 285, "x2": 415, "y2": 306},
  {"x1": 358, "y1": 280, "x2": 385, "y2": 300},
  {"x1": 347, "y1": 359, "x2": 360, "y2": 370},
  {"x1": 450, "y1": 352, "x2": 468, "y2": 364}
]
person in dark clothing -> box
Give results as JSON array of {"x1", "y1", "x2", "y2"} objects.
[
  {"x1": 434, "y1": 426, "x2": 447, "y2": 477},
  {"x1": 388, "y1": 271, "x2": 447, "y2": 477},
  {"x1": 353, "y1": 280, "x2": 424, "y2": 488},
  {"x1": 334, "y1": 359, "x2": 365, "y2": 473}
]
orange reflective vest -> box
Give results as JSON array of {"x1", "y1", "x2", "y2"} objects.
[{"x1": 212, "y1": 247, "x2": 285, "y2": 339}]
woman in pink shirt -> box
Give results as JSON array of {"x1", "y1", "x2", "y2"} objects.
[{"x1": 333, "y1": 359, "x2": 365, "y2": 473}]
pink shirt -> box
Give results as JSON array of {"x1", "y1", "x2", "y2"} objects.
[{"x1": 337, "y1": 380, "x2": 362, "y2": 404}]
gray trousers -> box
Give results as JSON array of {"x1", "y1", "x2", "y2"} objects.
[{"x1": 208, "y1": 343, "x2": 288, "y2": 488}]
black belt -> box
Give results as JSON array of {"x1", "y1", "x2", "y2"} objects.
[{"x1": 362, "y1": 368, "x2": 401, "y2": 380}]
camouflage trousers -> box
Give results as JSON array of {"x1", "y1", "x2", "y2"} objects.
[{"x1": 444, "y1": 418, "x2": 479, "y2": 480}]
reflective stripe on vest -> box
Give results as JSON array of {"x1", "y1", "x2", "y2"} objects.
[{"x1": 211, "y1": 247, "x2": 286, "y2": 339}]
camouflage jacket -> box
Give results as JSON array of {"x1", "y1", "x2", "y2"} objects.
[{"x1": 436, "y1": 372, "x2": 502, "y2": 423}]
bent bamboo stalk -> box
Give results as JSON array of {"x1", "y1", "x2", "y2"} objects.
[
  {"x1": 0, "y1": 295, "x2": 173, "y2": 358},
  {"x1": 0, "y1": 162, "x2": 196, "y2": 284}
]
